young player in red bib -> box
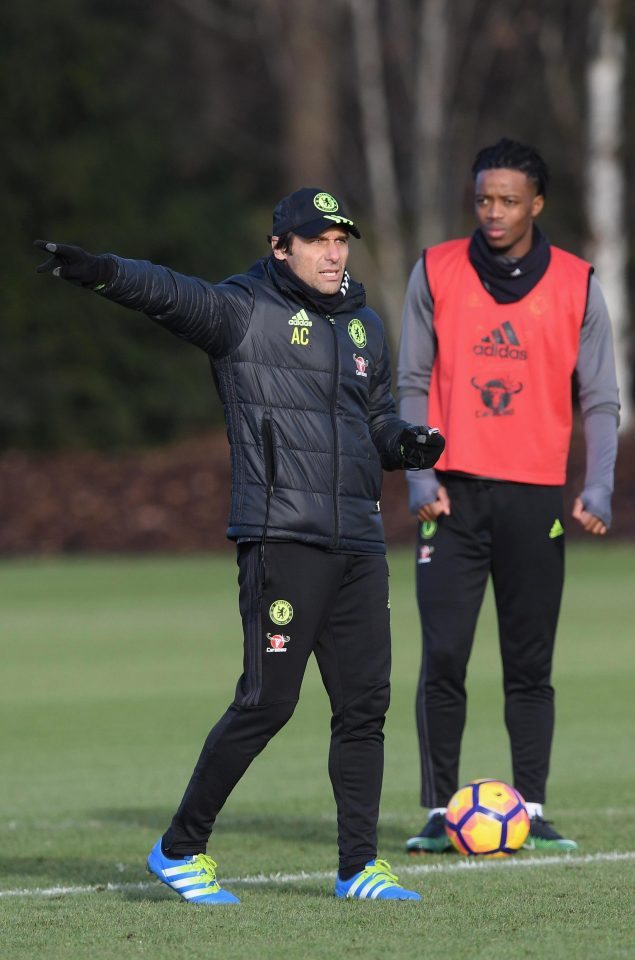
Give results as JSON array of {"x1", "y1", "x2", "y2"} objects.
[{"x1": 397, "y1": 139, "x2": 619, "y2": 853}]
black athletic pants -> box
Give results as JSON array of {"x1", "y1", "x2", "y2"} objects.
[
  {"x1": 163, "y1": 541, "x2": 391, "y2": 871},
  {"x1": 415, "y1": 476, "x2": 565, "y2": 808}
]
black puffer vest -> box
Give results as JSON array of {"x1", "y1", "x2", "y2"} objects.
[{"x1": 103, "y1": 255, "x2": 407, "y2": 554}]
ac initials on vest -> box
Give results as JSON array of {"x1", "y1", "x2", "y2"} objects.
[{"x1": 291, "y1": 327, "x2": 310, "y2": 346}]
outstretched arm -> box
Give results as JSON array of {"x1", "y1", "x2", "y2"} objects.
[{"x1": 34, "y1": 240, "x2": 253, "y2": 357}]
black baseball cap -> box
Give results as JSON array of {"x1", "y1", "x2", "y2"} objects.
[{"x1": 271, "y1": 187, "x2": 361, "y2": 240}]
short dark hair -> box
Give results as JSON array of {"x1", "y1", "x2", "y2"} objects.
[
  {"x1": 471, "y1": 138, "x2": 549, "y2": 197},
  {"x1": 268, "y1": 232, "x2": 293, "y2": 253}
]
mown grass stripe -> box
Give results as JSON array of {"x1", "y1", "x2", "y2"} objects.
[{"x1": 2, "y1": 850, "x2": 633, "y2": 899}]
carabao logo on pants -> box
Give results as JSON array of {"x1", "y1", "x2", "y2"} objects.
[{"x1": 266, "y1": 632, "x2": 290, "y2": 653}]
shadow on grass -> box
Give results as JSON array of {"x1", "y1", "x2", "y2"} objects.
[
  {"x1": 90, "y1": 806, "x2": 413, "y2": 848},
  {"x1": 0, "y1": 810, "x2": 416, "y2": 896},
  {"x1": 0, "y1": 855, "x2": 131, "y2": 885},
  {"x1": 0, "y1": 852, "x2": 333, "y2": 902},
  {"x1": 122, "y1": 883, "x2": 329, "y2": 902},
  {"x1": 90, "y1": 807, "x2": 172, "y2": 831},
  {"x1": 91, "y1": 807, "x2": 337, "y2": 846}
]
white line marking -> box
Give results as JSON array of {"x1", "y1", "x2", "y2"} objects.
[{"x1": 1, "y1": 851, "x2": 634, "y2": 899}]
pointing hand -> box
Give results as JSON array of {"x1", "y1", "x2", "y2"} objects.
[{"x1": 34, "y1": 240, "x2": 114, "y2": 289}]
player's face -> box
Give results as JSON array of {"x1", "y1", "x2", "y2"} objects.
[
  {"x1": 474, "y1": 168, "x2": 544, "y2": 258},
  {"x1": 272, "y1": 228, "x2": 350, "y2": 294}
]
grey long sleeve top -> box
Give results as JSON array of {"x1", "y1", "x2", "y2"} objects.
[{"x1": 397, "y1": 256, "x2": 620, "y2": 526}]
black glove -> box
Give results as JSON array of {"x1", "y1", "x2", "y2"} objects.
[
  {"x1": 399, "y1": 425, "x2": 445, "y2": 470},
  {"x1": 33, "y1": 240, "x2": 115, "y2": 289}
]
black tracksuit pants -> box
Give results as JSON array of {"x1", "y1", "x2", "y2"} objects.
[
  {"x1": 415, "y1": 476, "x2": 565, "y2": 808},
  {"x1": 163, "y1": 541, "x2": 391, "y2": 871}
]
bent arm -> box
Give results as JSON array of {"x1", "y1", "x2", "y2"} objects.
[
  {"x1": 368, "y1": 334, "x2": 411, "y2": 469},
  {"x1": 575, "y1": 276, "x2": 620, "y2": 528},
  {"x1": 397, "y1": 257, "x2": 440, "y2": 510}
]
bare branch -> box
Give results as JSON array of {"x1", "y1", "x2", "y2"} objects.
[
  {"x1": 586, "y1": 0, "x2": 631, "y2": 426},
  {"x1": 163, "y1": 0, "x2": 254, "y2": 40},
  {"x1": 348, "y1": 0, "x2": 408, "y2": 340},
  {"x1": 413, "y1": 0, "x2": 450, "y2": 245},
  {"x1": 537, "y1": 18, "x2": 583, "y2": 144}
]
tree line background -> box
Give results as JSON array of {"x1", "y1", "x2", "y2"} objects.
[{"x1": 2, "y1": 0, "x2": 634, "y2": 454}]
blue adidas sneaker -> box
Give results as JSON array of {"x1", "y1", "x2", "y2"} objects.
[
  {"x1": 147, "y1": 839, "x2": 240, "y2": 904},
  {"x1": 335, "y1": 858, "x2": 421, "y2": 901}
]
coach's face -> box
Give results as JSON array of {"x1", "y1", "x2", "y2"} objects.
[
  {"x1": 474, "y1": 168, "x2": 544, "y2": 258},
  {"x1": 272, "y1": 227, "x2": 350, "y2": 294}
]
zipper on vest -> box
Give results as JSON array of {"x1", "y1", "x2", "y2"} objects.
[
  {"x1": 260, "y1": 413, "x2": 277, "y2": 566},
  {"x1": 326, "y1": 315, "x2": 340, "y2": 549}
]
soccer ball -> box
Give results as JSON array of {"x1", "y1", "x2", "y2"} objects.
[{"x1": 445, "y1": 779, "x2": 530, "y2": 857}]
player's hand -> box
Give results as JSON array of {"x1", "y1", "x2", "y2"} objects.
[
  {"x1": 417, "y1": 485, "x2": 451, "y2": 521},
  {"x1": 399, "y1": 426, "x2": 445, "y2": 470},
  {"x1": 33, "y1": 240, "x2": 113, "y2": 288},
  {"x1": 572, "y1": 496, "x2": 607, "y2": 536}
]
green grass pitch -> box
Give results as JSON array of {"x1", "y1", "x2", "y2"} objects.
[{"x1": 1, "y1": 543, "x2": 634, "y2": 959}]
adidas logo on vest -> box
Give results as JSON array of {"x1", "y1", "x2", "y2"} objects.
[
  {"x1": 289, "y1": 309, "x2": 312, "y2": 327},
  {"x1": 473, "y1": 321, "x2": 527, "y2": 360}
]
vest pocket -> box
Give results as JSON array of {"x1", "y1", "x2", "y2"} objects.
[{"x1": 261, "y1": 414, "x2": 277, "y2": 493}]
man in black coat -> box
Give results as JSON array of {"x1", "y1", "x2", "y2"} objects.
[{"x1": 35, "y1": 187, "x2": 444, "y2": 903}]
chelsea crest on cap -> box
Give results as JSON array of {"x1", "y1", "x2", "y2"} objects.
[{"x1": 272, "y1": 188, "x2": 361, "y2": 239}]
